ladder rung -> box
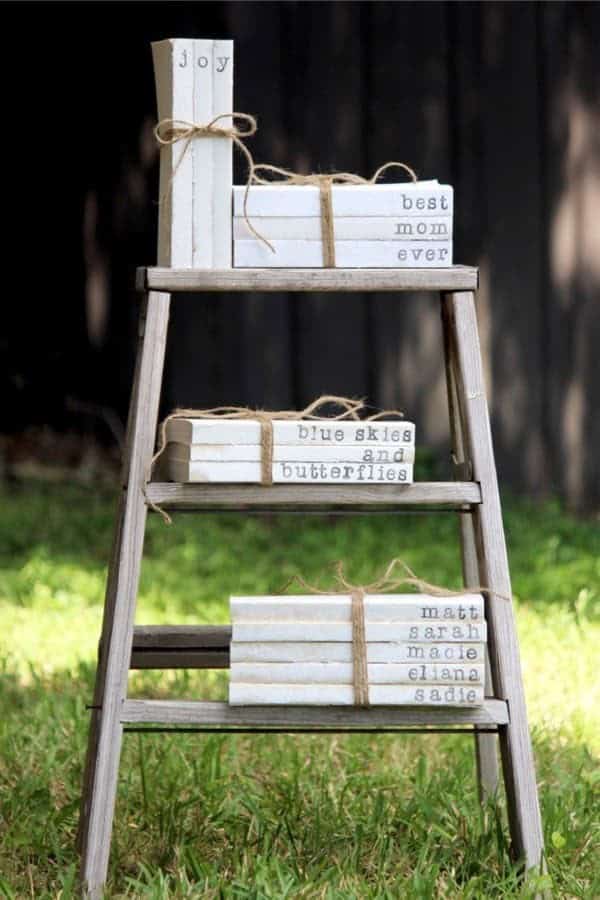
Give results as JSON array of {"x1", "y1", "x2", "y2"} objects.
[
  {"x1": 139, "y1": 265, "x2": 479, "y2": 294},
  {"x1": 131, "y1": 625, "x2": 230, "y2": 669},
  {"x1": 120, "y1": 699, "x2": 509, "y2": 729},
  {"x1": 144, "y1": 482, "x2": 481, "y2": 512}
]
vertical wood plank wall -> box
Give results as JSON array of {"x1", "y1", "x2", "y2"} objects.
[{"x1": 3, "y1": 1, "x2": 599, "y2": 509}]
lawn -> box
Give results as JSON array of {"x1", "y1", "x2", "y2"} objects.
[{"x1": 0, "y1": 481, "x2": 599, "y2": 898}]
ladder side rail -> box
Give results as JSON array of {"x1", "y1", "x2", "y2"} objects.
[
  {"x1": 78, "y1": 291, "x2": 171, "y2": 899},
  {"x1": 444, "y1": 290, "x2": 544, "y2": 870},
  {"x1": 441, "y1": 295, "x2": 500, "y2": 800}
]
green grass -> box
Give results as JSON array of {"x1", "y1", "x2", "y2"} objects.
[{"x1": 0, "y1": 481, "x2": 599, "y2": 898}]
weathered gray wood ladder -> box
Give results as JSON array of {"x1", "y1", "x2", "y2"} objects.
[{"x1": 78, "y1": 265, "x2": 544, "y2": 898}]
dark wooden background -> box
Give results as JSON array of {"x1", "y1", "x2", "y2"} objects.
[{"x1": 3, "y1": 1, "x2": 599, "y2": 509}]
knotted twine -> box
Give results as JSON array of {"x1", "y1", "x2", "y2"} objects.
[
  {"x1": 283, "y1": 558, "x2": 506, "y2": 708},
  {"x1": 154, "y1": 113, "x2": 418, "y2": 266},
  {"x1": 146, "y1": 395, "x2": 405, "y2": 523}
]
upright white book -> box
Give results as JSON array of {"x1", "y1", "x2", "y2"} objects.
[
  {"x1": 211, "y1": 39, "x2": 233, "y2": 267},
  {"x1": 152, "y1": 37, "x2": 233, "y2": 268},
  {"x1": 152, "y1": 39, "x2": 195, "y2": 266}
]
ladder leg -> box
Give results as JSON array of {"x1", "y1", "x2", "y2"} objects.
[
  {"x1": 440, "y1": 296, "x2": 499, "y2": 801},
  {"x1": 443, "y1": 291, "x2": 544, "y2": 871},
  {"x1": 78, "y1": 291, "x2": 171, "y2": 899}
]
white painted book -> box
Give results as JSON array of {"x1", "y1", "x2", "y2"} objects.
[
  {"x1": 152, "y1": 38, "x2": 233, "y2": 268},
  {"x1": 231, "y1": 593, "x2": 484, "y2": 623},
  {"x1": 230, "y1": 641, "x2": 486, "y2": 664},
  {"x1": 233, "y1": 216, "x2": 452, "y2": 241},
  {"x1": 231, "y1": 621, "x2": 486, "y2": 643},
  {"x1": 233, "y1": 181, "x2": 453, "y2": 217},
  {"x1": 230, "y1": 662, "x2": 484, "y2": 685},
  {"x1": 165, "y1": 419, "x2": 415, "y2": 445},
  {"x1": 234, "y1": 240, "x2": 452, "y2": 269},
  {"x1": 229, "y1": 592, "x2": 486, "y2": 706},
  {"x1": 165, "y1": 458, "x2": 413, "y2": 484},
  {"x1": 229, "y1": 683, "x2": 484, "y2": 706},
  {"x1": 167, "y1": 442, "x2": 415, "y2": 464}
]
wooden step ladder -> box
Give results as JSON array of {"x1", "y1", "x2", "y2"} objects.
[{"x1": 77, "y1": 264, "x2": 544, "y2": 897}]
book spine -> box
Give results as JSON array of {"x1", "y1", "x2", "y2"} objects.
[
  {"x1": 230, "y1": 594, "x2": 484, "y2": 623},
  {"x1": 192, "y1": 39, "x2": 214, "y2": 267},
  {"x1": 274, "y1": 461, "x2": 413, "y2": 483},
  {"x1": 230, "y1": 662, "x2": 485, "y2": 685},
  {"x1": 166, "y1": 419, "x2": 416, "y2": 445},
  {"x1": 169, "y1": 442, "x2": 416, "y2": 463},
  {"x1": 152, "y1": 39, "x2": 195, "y2": 266},
  {"x1": 229, "y1": 641, "x2": 485, "y2": 664},
  {"x1": 212, "y1": 40, "x2": 233, "y2": 267},
  {"x1": 233, "y1": 216, "x2": 453, "y2": 241},
  {"x1": 234, "y1": 240, "x2": 452, "y2": 268},
  {"x1": 229, "y1": 682, "x2": 484, "y2": 706},
  {"x1": 233, "y1": 185, "x2": 454, "y2": 217},
  {"x1": 165, "y1": 460, "x2": 414, "y2": 484},
  {"x1": 231, "y1": 621, "x2": 487, "y2": 643}
]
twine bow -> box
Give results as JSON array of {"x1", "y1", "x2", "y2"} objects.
[
  {"x1": 154, "y1": 113, "x2": 418, "y2": 265},
  {"x1": 147, "y1": 394, "x2": 404, "y2": 524},
  {"x1": 284, "y1": 558, "x2": 492, "y2": 708}
]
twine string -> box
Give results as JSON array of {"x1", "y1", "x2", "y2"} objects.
[{"x1": 154, "y1": 115, "x2": 418, "y2": 264}]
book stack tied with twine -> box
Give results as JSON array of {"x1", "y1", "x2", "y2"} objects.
[
  {"x1": 233, "y1": 174, "x2": 453, "y2": 269},
  {"x1": 157, "y1": 397, "x2": 415, "y2": 486},
  {"x1": 229, "y1": 561, "x2": 487, "y2": 707}
]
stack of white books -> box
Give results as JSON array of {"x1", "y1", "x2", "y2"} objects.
[
  {"x1": 229, "y1": 593, "x2": 486, "y2": 706},
  {"x1": 152, "y1": 38, "x2": 233, "y2": 268},
  {"x1": 164, "y1": 418, "x2": 416, "y2": 484},
  {"x1": 233, "y1": 180, "x2": 453, "y2": 268}
]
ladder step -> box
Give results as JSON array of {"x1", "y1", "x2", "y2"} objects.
[
  {"x1": 140, "y1": 265, "x2": 479, "y2": 294},
  {"x1": 145, "y1": 482, "x2": 481, "y2": 512},
  {"x1": 121, "y1": 699, "x2": 508, "y2": 729},
  {"x1": 131, "y1": 625, "x2": 230, "y2": 669}
]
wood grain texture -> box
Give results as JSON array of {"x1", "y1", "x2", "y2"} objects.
[
  {"x1": 441, "y1": 293, "x2": 500, "y2": 800},
  {"x1": 144, "y1": 481, "x2": 481, "y2": 510},
  {"x1": 78, "y1": 292, "x2": 171, "y2": 899},
  {"x1": 140, "y1": 266, "x2": 479, "y2": 293},
  {"x1": 131, "y1": 650, "x2": 229, "y2": 670},
  {"x1": 121, "y1": 699, "x2": 509, "y2": 727},
  {"x1": 133, "y1": 624, "x2": 231, "y2": 649},
  {"x1": 445, "y1": 291, "x2": 544, "y2": 870}
]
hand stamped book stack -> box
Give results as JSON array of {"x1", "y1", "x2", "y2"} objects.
[
  {"x1": 164, "y1": 418, "x2": 416, "y2": 484},
  {"x1": 233, "y1": 180, "x2": 453, "y2": 268},
  {"x1": 152, "y1": 38, "x2": 233, "y2": 267},
  {"x1": 229, "y1": 592, "x2": 486, "y2": 706}
]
